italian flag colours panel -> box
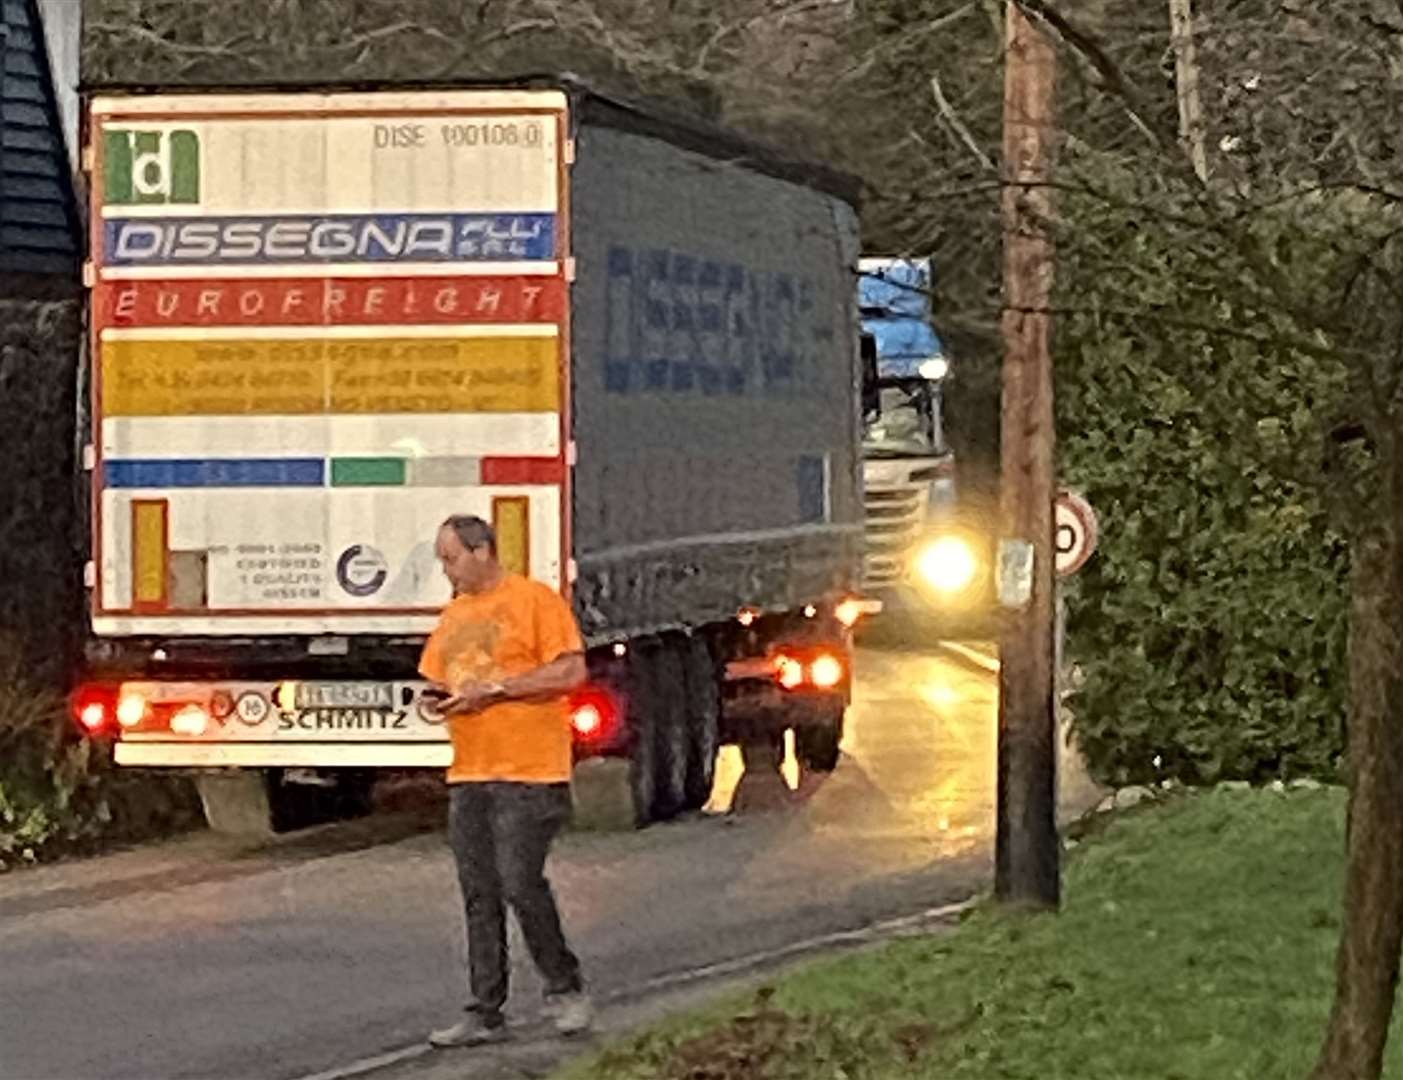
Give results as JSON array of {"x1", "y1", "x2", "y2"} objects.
[{"x1": 87, "y1": 91, "x2": 571, "y2": 636}]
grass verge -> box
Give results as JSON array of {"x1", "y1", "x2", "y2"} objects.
[{"x1": 560, "y1": 787, "x2": 1394, "y2": 1080}]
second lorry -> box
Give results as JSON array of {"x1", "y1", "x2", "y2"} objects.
[{"x1": 858, "y1": 256, "x2": 990, "y2": 626}]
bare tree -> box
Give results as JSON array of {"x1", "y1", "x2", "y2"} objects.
[
  {"x1": 82, "y1": 0, "x2": 852, "y2": 127},
  {"x1": 839, "y1": 5, "x2": 1403, "y2": 1074},
  {"x1": 1028, "y1": 4, "x2": 1403, "y2": 1075}
]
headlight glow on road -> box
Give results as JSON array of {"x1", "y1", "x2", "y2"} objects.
[
  {"x1": 915, "y1": 535, "x2": 979, "y2": 594},
  {"x1": 922, "y1": 680, "x2": 963, "y2": 708}
]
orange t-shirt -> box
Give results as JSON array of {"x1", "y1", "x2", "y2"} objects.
[{"x1": 418, "y1": 575, "x2": 584, "y2": 785}]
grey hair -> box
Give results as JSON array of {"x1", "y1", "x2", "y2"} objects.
[{"x1": 441, "y1": 514, "x2": 497, "y2": 555}]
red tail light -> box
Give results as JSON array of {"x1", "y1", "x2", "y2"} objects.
[
  {"x1": 835, "y1": 598, "x2": 864, "y2": 628},
  {"x1": 116, "y1": 691, "x2": 149, "y2": 729},
  {"x1": 78, "y1": 701, "x2": 108, "y2": 732},
  {"x1": 569, "y1": 686, "x2": 619, "y2": 741},
  {"x1": 772, "y1": 650, "x2": 848, "y2": 692},
  {"x1": 775, "y1": 654, "x2": 805, "y2": 690},
  {"x1": 573, "y1": 704, "x2": 603, "y2": 735},
  {"x1": 170, "y1": 704, "x2": 211, "y2": 737},
  {"x1": 810, "y1": 653, "x2": 845, "y2": 689},
  {"x1": 72, "y1": 685, "x2": 118, "y2": 735}
]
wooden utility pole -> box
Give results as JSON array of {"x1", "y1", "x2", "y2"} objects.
[
  {"x1": 1168, "y1": 0, "x2": 1208, "y2": 183},
  {"x1": 995, "y1": 0, "x2": 1060, "y2": 909}
]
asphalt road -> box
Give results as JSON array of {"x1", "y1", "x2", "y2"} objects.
[{"x1": 0, "y1": 643, "x2": 1097, "y2": 1080}]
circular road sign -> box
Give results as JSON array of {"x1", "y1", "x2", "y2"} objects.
[{"x1": 1055, "y1": 490, "x2": 1098, "y2": 577}]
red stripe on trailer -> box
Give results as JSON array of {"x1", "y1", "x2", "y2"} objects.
[
  {"x1": 94, "y1": 276, "x2": 567, "y2": 329},
  {"x1": 480, "y1": 457, "x2": 566, "y2": 486}
]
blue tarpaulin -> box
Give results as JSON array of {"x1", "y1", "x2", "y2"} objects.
[
  {"x1": 859, "y1": 257, "x2": 932, "y2": 318},
  {"x1": 859, "y1": 257, "x2": 945, "y2": 379}
]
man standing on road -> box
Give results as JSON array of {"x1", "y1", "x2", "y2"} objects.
[{"x1": 420, "y1": 514, "x2": 592, "y2": 1047}]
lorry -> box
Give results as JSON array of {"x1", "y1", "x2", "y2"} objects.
[
  {"x1": 72, "y1": 80, "x2": 867, "y2": 832},
  {"x1": 857, "y1": 257, "x2": 989, "y2": 625}
]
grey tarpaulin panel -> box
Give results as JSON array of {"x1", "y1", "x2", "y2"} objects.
[
  {"x1": 569, "y1": 120, "x2": 863, "y2": 641},
  {"x1": 569, "y1": 87, "x2": 861, "y2": 207}
]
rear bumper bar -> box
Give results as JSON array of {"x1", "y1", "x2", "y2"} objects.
[{"x1": 115, "y1": 742, "x2": 450, "y2": 768}]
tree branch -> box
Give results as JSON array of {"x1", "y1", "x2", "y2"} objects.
[{"x1": 931, "y1": 71, "x2": 996, "y2": 172}]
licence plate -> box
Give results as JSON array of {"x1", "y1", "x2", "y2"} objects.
[{"x1": 295, "y1": 682, "x2": 395, "y2": 709}]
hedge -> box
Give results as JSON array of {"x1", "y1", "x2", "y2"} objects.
[
  {"x1": 0, "y1": 299, "x2": 200, "y2": 867},
  {"x1": 1055, "y1": 197, "x2": 1350, "y2": 787}
]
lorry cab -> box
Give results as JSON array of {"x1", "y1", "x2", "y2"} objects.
[{"x1": 858, "y1": 258, "x2": 990, "y2": 626}]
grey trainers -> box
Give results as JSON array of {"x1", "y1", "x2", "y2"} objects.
[
  {"x1": 544, "y1": 991, "x2": 594, "y2": 1037},
  {"x1": 428, "y1": 1012, "x2": 509, "y2": 1048}
]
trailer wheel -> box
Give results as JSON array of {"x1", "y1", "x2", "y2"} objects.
[
  {"x1": 651, "y1": 640, "x2": 692, "y2": 821},
  {"x1": 266, "y1": 768, "x2": 374, "y2": 832},
  {"x1": 681, "y1": 637, "x2": 720, "y2": 810},
  {"x1": 332, "y1": 769, "x2": 376, "y2": 818},
  {"x1": 795, "y1": 698, "x2": 845, "y2": 773},
  {"x1": 626, "y1": 693, "x2": 658, "y2": 828},
  {"x1": 625, "y1": 646, "x2": 664, "y2": 827}
]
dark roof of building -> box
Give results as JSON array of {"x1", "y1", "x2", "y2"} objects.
[{"x1": 0, "y1": 0, "x2": 79, "y2": 278}]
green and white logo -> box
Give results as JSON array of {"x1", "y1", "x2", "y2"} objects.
[{"x1": 104, "y1": 129, "x2": 200, "y2": 206}]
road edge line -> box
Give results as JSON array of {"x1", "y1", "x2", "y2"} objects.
[
  {"x1": 936, "y1": 640, "x2": 1001, "y2": 674},
  {"x1": 290, "y1": 1044, "x2": 435, "y2": 1080},
  {"x1": 619, "y1": 896, "x2": 979, "y2": 1001},
  {"x1": 288, "y1": 896, "x2": 981, "y2": 1080}
]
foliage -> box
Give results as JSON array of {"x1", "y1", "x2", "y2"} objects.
[
  {"x1": 562, "y1": 788, "x2": 1401, "y2": 1079},
  {"x1": 1052, "y1": 174, "x2": 1360, "y2": 785},
  {"x1": 0, "y1": 657, "x2": 104, "y2": 865},
  {"x1": 0, "y1": 637, "x2": 203, "y2": 870},
  {"x1": 0, "y1": 299, "x2": 201, "y2": 867},
  {"x1": 884, "y1": 0, "x2": 1395, "y2": 790},
  {"x1": 80, "y1": 0, "x2": 845, "y2": 126},
  {"x1": 0, "y1": 298, "x2": 84, "y2": 681}
]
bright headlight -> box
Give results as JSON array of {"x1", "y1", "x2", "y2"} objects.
[{"x1": 915, "y1": 535, "x2": 979, "y2": 594}]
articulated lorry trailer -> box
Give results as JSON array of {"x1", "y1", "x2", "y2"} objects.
[{"x1": 72, "y1": 81, "x2": 868, "y2": 831}]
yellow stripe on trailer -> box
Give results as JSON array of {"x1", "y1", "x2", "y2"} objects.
[
  {"x1": 492, "y1": 496, "x2": 531, "y2": 577},
  {"x1": 131, "y1": 499, "x2": 168, "y2": 609},
  {"x1": 102, "y1": 335, "x2": 560, "y2": 416}
]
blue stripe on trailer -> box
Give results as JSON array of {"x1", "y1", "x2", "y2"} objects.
[{"x1": 104, "y1": 458, "x2": 327, "y2": 488}]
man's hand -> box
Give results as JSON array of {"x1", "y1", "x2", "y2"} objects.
[{"x1": 440, "y1": 680, "x2": 509, "y2": 716}]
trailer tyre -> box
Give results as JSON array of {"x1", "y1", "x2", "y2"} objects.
[
  {"x1": 333, "y1": 770, "x2": 376, "y2": 818},
  {"x1": 627, "y1": 644, "x2": 686, "y2": 827},
  {"x1": 626, "y1": 658, "x2": 659, "y2": 828},
  {"x1": 651, "y1": 641, "x2": 692, "y2": 821},
  {"x1": 795, "y1": 699, "x2": 845, "y2": 773},
  {"x1": 681, "y1": 637, "x2": 720, "y2": 810}
]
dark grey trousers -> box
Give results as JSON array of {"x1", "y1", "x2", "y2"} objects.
[{"x1": 448, "y1": 782, "x2": 583, "y2": 1019}]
